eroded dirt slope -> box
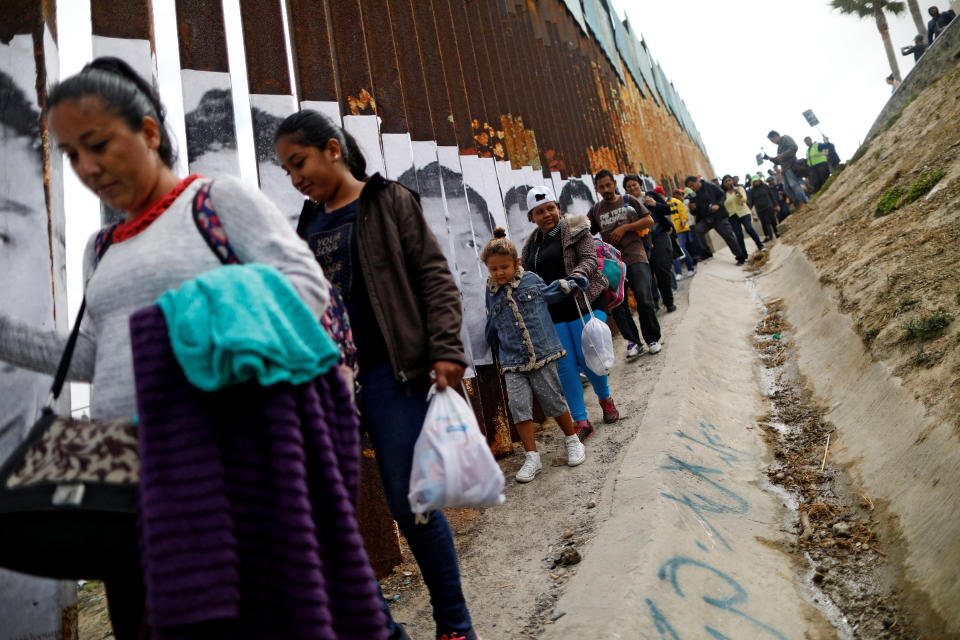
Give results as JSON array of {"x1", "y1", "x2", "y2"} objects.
[{"x1": 783, "y1": 63, "x2": 960, "y2": 430}]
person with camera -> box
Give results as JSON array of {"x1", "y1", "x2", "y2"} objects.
[
  {"x1": 901, "y1": 34, "x2": 928, "y2": 61},
  {"x1": 765, "y1": 131, "x2": 809, "y2": 210}
]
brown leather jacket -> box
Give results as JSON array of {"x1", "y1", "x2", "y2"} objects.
[
  {"x1": 297, "y1": 173, "x2": 466, "y2": 382},
  {"x1": 519, "y1": 215, "x2": 607, "y2": 308}
]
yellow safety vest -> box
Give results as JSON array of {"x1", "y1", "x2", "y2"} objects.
[{"x1": 806, "y1": 143, "x2": 828, "y2": 167}]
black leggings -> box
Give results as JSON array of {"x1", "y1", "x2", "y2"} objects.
[
  {"x1": 103, "y1": 545, "x2": 148, "y2": 639},
  {"x1": 649, "y1": 231, "x2": 675, "y2": 308}
]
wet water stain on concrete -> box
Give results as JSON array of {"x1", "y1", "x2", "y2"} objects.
[{"x1": 751, "y1": 297, "x2": 920, "y2": 639}]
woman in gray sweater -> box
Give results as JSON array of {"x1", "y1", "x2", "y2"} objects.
[{"x1": 0, "y1": 58, "x2": 328, "y2": 637}]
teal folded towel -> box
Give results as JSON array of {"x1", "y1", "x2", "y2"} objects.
[{"x1": 156, "y1": 264, "x2": 337, "y2": 391}]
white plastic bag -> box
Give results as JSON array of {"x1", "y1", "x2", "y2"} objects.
[
  {"x1": 408, "y1": 385, "x2": 506, "y2": 520},
  {"x1": 576, "y1": 297, "x2": 615, "y2": 376}
]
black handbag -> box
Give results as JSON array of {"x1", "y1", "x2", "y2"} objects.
[{"x1": 0, "y1": 234, "x2": 140, "y2": 579}]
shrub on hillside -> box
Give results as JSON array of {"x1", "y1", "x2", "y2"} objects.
[
  {"x1": 876, "y1": 187, "x2": 905, "y2": 215},
  {"x1": 903, "y1": 311, "x2": 952, "y2": 341},
  {"x1": 874, "y1": 169, "x2": 945, "y2": 216},
  {"x1": 903, "y1": 169, "x2": 945, "y2": 205}
]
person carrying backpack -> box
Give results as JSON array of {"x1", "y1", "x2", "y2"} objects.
[
  {"x1": 588, "y1": 170, "x2": 663, "y2": 359},
  {"x1": 520, "y1": 185, "x2": 620, "y2": 441},
  {"x1": 0, "y1": 58, "x2": 341, "y2": 638}
]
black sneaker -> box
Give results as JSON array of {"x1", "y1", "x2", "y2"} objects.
[{"x1": 667, "y1": 304, "x2": 677, "y2": 312}]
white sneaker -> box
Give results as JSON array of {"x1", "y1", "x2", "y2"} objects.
[
  {"x1": 625, "y1": 342, "x2": 642, "y2": 358},
  {"x1": 676, "y1": 273, "x2": 684, "y2": 281},
  {"x1": 565, "y1": 435, "x2": 586, "y2": 466},
  {"x1": 647, "y1": 341, "x2": 662, "y2": 354},
  {"x1": 515, "y1": 452, "x2": 542, "y2": 482}
]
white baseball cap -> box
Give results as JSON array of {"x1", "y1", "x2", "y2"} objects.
[{"x1": 526, "y1": 185, "x2": 557, "y2": 213}]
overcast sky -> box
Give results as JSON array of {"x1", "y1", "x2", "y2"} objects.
[{"x1": 619, "y1": 0, "x2": 936, "y2": 176}]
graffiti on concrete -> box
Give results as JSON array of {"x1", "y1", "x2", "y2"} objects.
[{"x1": 644, "y1": 422, "x2": 785, "y2": 638}]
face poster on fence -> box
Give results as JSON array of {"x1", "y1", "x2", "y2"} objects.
[
  {"x1": 437, "y1": 148, "x2": 495, "y2": 370},
  {"x1": 250, "y1": 94, "x2": 303, "y2": 226},
  {"x1": 560, "y1": 178, "x2": 596, "y2": 217},
  {"x1": 0, "y1": 51, "x2": 57, "y2": 461},
  {"x1": 181, "y1": 69, "x2": 240, "y2": 178}
]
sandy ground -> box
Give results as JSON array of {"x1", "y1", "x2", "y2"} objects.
[{"x1": 380, "y1": 279, "x2": 693, "y2": 639}]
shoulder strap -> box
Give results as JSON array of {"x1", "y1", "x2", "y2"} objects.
[
  {"x1": 48, "y1": 233, "x2": 114, "y2": 405},
  {"x1": 94, "y1": 224, "x2": 119, "y2": 266},
  {"x1": 191, "y1": 180, "x2": 239, "y2": 265}
]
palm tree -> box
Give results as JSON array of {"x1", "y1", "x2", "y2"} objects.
[
  {"x1": 905, "y1": 0, "x2": 926, "y2": 38},
  {"x1": 830, "y1": 0, "x2": 907, "y2": 82}
]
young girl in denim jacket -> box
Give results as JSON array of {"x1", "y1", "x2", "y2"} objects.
[{"x1": 483, "y1": 228, "x2": 588, "y2": 483}]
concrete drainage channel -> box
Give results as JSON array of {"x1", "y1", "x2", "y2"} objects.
[
  {"x1": 748, "y1": 281, "x2": 913, "y2": 638},
  {"x1": 541, "y1": 244, "x2": 953, "y2": 638}
]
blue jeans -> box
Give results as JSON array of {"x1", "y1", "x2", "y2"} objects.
[
  {"x1": 729, "y1": 214, "x2": 764, "y2": 257},
  {"x1": 673, "y1": 230, "x2": 695, "y2": 275},
  {"x1": 783, "y1": 167, "x2": 809, "y2": 204},
  {"x1": 554, "y1": 311, "x2": 610, "y2": 422},
  {"x1": 358, "y1": 363, "x2": 472, "y2": 636}
]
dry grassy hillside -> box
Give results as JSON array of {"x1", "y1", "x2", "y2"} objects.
[{"x1": 782, "y1": 63, "x2": 960, "y2": 430}]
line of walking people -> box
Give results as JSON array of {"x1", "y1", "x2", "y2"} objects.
[{"x1": 0, "y1": 55, "x2": 761, "y2": 640}]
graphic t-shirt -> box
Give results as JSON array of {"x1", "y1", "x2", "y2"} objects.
[
  {"x1": 589, "y1": 195, "x2": 650, "y2": 265},
  {"x1": 306, "y1": 200, "x2": 387, "y2": 368}
]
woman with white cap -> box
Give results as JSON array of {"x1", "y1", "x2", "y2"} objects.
[{"x1": 519, "y1": 185, "x2": 620, "y2": 441}]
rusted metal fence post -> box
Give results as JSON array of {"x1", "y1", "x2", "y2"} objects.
[
  {"x1": 89, "y1": 0, "x2": 157, "y2": 225},
  {"x1": 174, "y1": 0, "x2": 240, "y2": 178},
  {"x1": 237, "y1": 0, "x2": 302, "y2": 226},
  {"x1": 286, "y1": 0, "x2": 341, "y2": 124}
]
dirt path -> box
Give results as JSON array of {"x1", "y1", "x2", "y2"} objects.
[{"x1": 380, "y1": 278, "x2": 694, "y2": 639}]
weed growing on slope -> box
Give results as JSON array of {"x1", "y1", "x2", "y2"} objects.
[
  {"x1": 903, "y1": 169, "x2": 945, "y2": 205},
  {"x1": 875, "y1": 169, "x2": 945, "y2": 216},
  {"x1": 897, "y1": 296, "x2": 917, "y2": 310},
  {"x1": 876, "y1": 187, "x2": 905, "y2": 215},
  {"x1": 903, "y1": 311, "x2": 952, "y2": 341},
  {"x1": 913, "y1": 344, "x2": 931, "y2": 366}
]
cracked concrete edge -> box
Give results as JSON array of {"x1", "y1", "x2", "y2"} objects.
[
  {"x1": 755, "y1": 243, "x2": 960, "y2": 635},
  {"x1": 543, "y1": 251, "x2": 833, "y2": 639}
]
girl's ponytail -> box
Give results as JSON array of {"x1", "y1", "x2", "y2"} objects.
[
  {"x1": 339, "y1": 127, "x2": 367, "y2": 181},
  {"x1": 481, "y1": 227, "x2": 518, "y2": 262},
  {"x1": 275, "y1": 109, "x2": 367, "y2": 180}
]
